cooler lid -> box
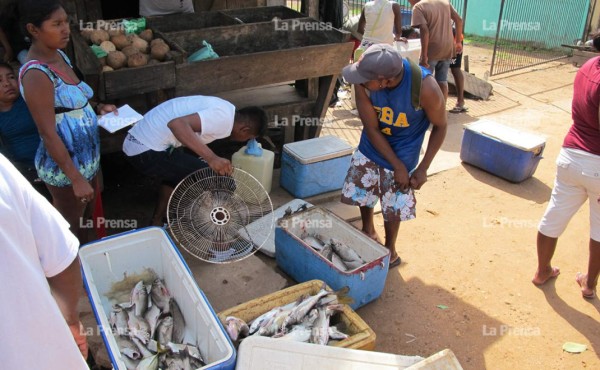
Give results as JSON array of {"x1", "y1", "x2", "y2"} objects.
[
  {"x1": 283, "y1": 135, "x2": 354, "y2": 164},
  {"x1": 464, "y1": 120, "x2": 546, "y2": 151}
]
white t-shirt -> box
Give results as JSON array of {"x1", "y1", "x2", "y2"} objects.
[
  {"x1": 124, "y1": 96, "x2": 236, "y2": 156},
  {"x1": 140, "y1": 0, "x2": 194, "y2": 17},
  {"x1": 0, "y1": 155, "x2": 86, "y2": 370},
  {"x1": 363, "y1": 0, "x2": 395, "y2": 45}
]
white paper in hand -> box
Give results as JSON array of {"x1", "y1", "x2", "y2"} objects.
[{"x1": 98, "y1": 104, "x2": 143, "y2": 133}]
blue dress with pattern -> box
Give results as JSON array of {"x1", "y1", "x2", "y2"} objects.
[{"x1": 19, "y1": 51, "x2": 100, "y2": 187}]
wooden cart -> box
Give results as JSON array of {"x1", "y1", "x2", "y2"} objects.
[{"x1": 70, "y1": 6, "x2": 353, "y2": 153}]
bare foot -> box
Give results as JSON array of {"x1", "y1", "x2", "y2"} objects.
[
  {"x1": 575, "y1": 272, "x2": 596, "y2": 299},
  {"x1": 362, "y1": 230, "x2": 383, "y2": 244},
  {"x1": 532, "y1": 266, "x2": 560, "y2": 286}
]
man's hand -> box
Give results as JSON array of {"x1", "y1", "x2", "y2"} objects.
[
  {"x1": 409, "y1": 167, "x2": 428, "y2": 190},
  {"x1": 419, "y1": 54, "x2": 429, "y2": 69},
  {"x1": 97, "y1": 103, "x2": 118, "y2": 116},
  {"x1": 455, "y1": 42, "x2": 463, "y2": 54},
  {"x1": 393, "y1": 163, "x2": 410, "y2": 193},
  {"x1": 395, "y1": 36, "x2": 408, "y2": 43},
  {"x1": 208, "y1": 157, "x2": 233, "y2": 176},
  {"x1": 69, "y1": 321, "x2": 88, "y2": 359}
]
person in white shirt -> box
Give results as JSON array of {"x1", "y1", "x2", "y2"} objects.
[
  {"x1": 357, "y1": 0, "x2": 404, "y2": 49},
  {"x1": 0, "y1": 153, "x2": 88, "y2": 370},
  {"x1": 139, "y1": 0, "x2": 194, "y2": 17},
  {"x1": 123, "y1": 95, "x2": 267, "y2": 226}
]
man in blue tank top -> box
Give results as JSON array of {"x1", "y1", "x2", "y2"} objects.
[{"x1": 341, "y1": 44, "x2": 447, "y2": 267}]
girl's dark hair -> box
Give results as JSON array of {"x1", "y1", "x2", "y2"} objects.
[
  {"x1": 18, "y1": 0, "x2": 63, "y2": 38},
  {"x1": 0, "y1": 62, "x2": 13, "y2": 72},
  {"x1": 592, "y1": 30, "x2": 600, "y2": 52}
]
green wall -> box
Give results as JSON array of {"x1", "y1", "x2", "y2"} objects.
[{"x1": 464, "y1": 0, "x2": 590, "y2": 48}]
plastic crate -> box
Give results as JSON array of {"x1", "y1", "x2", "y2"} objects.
[
  {"x1": 217, "y1": 280, "x2": 376, "y2": 351},
  {"x1": 275, "y1": 207, "x2": 390, "y2": 310},
  {"x1": 235, "y1": 336, "x2": 425, "y2": 370},
  {"x1": 79, "y1": 227, "x2": 236, "y2": 370},
  {"x1": 280, "y1": 135, "x2": 354, "y2": 198},
  {"x1": 460, "y1": 120, "x2": 546, "y2": 183}
]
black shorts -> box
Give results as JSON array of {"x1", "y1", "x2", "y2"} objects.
[{"x1": 450, "y1": 41, "x2": 464, "y2": 69}]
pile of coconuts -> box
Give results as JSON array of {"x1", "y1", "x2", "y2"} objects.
[{"x1": 81, "y1": 28, "x2": 171, "y2": 72}]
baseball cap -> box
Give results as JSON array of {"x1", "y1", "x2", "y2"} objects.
[{"x1": 343, "y1": 44, "x2": 404, "y2": 84}]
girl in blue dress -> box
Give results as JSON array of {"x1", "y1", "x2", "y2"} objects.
[{"x1": 19, "y1": 0, "x2": 117, "y2": 243}]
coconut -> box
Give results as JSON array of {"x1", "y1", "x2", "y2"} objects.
[
  {"x1": 139, "y1": 29, "x2": 153, "y2": 43},
  {"x1": 80, "y1": 28, "x2": 94, "y2": 42},
  {"x1": 128, "y1": 34, "x2": 149, "y2": 53},
  {"x1": 121, "y1": 45, "x2": 138, "y2": 58},
  {"x1": 150, "y1": 43, "x2": 170, "y2": 61},
  {"x1": 150, "y1": 38, "x2": 166, "y2": 48},
  {"x1": 90, "y1": 29, "x2": 109, "y2": 45},
  {"x1": 107, "y1": 27, "x2": 124, "y2": 37},
  {"x1": 127, "y1": 52, "x2": 148, "y2": 68},
  {"x1": 106, "y1": 51, "x2": 127, "y2": 70},
  {"x1": 99, "y1": 40, "x2": 116, "y2": 53},
  {"x1": 110, "y1": 34, "x2": 130, "y2": 50},
  {"x1": 102, "y1": 65, "x2": 114, "y2": 72}
]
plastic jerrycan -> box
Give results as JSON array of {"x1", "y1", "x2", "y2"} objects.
[{"x1": 232, "y1": 139, "x2": 275, "y2": 193}]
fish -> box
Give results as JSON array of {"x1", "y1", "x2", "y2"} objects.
[
  {"x1": 277, "y1": 325, "x2": 312, "y2": 342},
  {"x1": 300, "y1": 308, "x2": 319, "y2": 327},
  {"x1": 150, "y1": 278, "x2": 171, "y2": 313},
  {"x1": 328, "y1": 326, "x2": 349, "y2": 340},
  {"x1": 116, "y1": 336, "x2": 142, "y2": 360},
  {"x1": 303, "y1": 236, "x2": 325, "y2": 251},
  {"x1": 184, "y1": 345, "x2": 204, "y2": 365},
  {"x1": 311, "y1": 304, "x2": 345, "y2": 345},
  {"x1": 131, "y1": 281, "x2": 149, "y2": 317},
  {"x1": 131, "y1": 337, "x2": 155, "y2": 358},
  {"x1": 330, "y1": 238, "x2": 365, "y2": 267},
  {"x1": 128, "y1": 313, "x2": 151, "y2": 344},
  {"x1": 121, "y1": 355, "x2": 140, "y2": 370},
  {"x1": 163, "y1": 354, "x2": 190, "y2": 370},
  {"x1": 331, "y1": 253, "x2": 349, "y2": 271},
  {"x1": 249, "y1": 300, "x2": 298, "y2": 335},
  {"x1": 144, "y1": 305, "x2": 161, "y2": 339},
  {"x1": 156, "y1": 316, "x2": 174, "y2": 347},
  {"x1": 135, "y1": 353, "x2": 159, "y2": 370},
  {"x1": 170, "y1": 299, "x2": 185, "y2": 343},
  {"x1": 320, "y1": 244, "x2": 334, "y2": 261},
  {"x1": 110, "y1": 304, "x2": 129, "y2": 337},
  {"x1": 225, "y1": 316, "x2": 250, "y2": 341},
  {"x1": 282, "y1": 288, "x2": 330, "y2": 330}
]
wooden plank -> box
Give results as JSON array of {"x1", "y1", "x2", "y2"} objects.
[
  {"x1": 174, "y1": 42, "x2": 353, "y2": 96},
  {"x1": 220, "y1": 5, "x2": 305, "y2": 22},
  {"x1": 102, "y1": 62, "x2": 177, "y2": 100},
  {"x1": 309, "y1": 74, "x2": 336, "y2": 139},
  {"x1": 83, "y1": 0, "x2": 103, "y2": 22},
  {"x1": 69, "y1": 25, "x2": 101, "y2": 94},
  {"x1": 306, "y1": 0, "x2": 319, "y2": 19},
  {"x1": 447, "y1": 70, "x2": 493, "y2": 101},
  {"x1": 570, "y1": 49, "x2": 599, "y2": 67}
]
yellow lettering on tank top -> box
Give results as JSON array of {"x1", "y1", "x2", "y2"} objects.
[
  {"x1": 380, "y1": 107, "x2": 394, "y2": 125},
  {"x1": 381, "y1": 127, "x2": 392, "y2": 135},
  {"x1": 394, "y1": 113, "x2": 409, "y2": 127}
]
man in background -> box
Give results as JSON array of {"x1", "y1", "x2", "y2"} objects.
[{"x1": 409, "y1": 0, "x2": 463, "y2": 102}]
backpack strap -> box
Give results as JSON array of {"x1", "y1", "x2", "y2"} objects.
[{"x1": 407, "y1": 58, "x2": 422, "y2": 111}]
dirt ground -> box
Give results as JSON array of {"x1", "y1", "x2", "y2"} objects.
[{"x1": 85, "y1": 42, "x2": 599, "y2": 369}]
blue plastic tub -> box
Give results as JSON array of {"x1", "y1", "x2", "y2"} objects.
[
  {"x1": 280, "y1": 135, "x2": 354, "y2": 198},
  {"x1": 79, "y1": 227, "x2": 236, "y2": 370},
  {"x1": 460, "y1": 120, "x2": 546, "y2": 183},
  {"x1": 275, "y1": 207, "x2": 390, "y2": 310},
  {"x1": 401, "y1": 9, "x2": 412, "y2": 27}
]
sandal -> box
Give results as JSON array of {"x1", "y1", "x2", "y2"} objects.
[
  {"x1": 576, "y1": 272, "x2": 596, "y2": 299},
  {"x1": 449, "y1": 105, "x2": 468, "y2": 113},
  {"x1": 389, "y1": 256, "x2": 402, "y2": 268}
]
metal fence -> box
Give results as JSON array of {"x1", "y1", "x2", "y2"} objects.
[{"x1": 490, "y1": 0, "x2": 594, "y2": 76}]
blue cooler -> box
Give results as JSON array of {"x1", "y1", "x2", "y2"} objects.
[
  {"x1": 280, "y1": 135, "x2": 354, "y2": 198},
  {"x1": 275, "y1": 207, "x2": 390, "y2": 310},
  {"x1": 460, "y1": 120, "x2": 546, "y2": 183}
]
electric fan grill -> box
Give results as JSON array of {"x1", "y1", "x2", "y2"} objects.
[{"x1": 167, "y1": 167, "x2": 273, "y2": 263}]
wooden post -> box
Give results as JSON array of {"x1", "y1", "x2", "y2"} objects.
[
  {"x1": 464, "y1": 55, "x2": 469, "y2": 73},
  {"x1": 305, "y1": 0, "x2": 319, "y2": 19}
]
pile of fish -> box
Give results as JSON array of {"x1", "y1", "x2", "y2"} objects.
[
  {"x1": 224, "y1": 284, "x2": 351, "y2": 346},
  {"x1": 108, "y1": 279, "x2": 205, "y2": 370},
  {"x1": 301, "y1": 233, "x2": 366, "y2": 271}
]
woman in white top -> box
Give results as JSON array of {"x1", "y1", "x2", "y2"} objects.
[{"x1": 357, "y1": 0, "x2": 404, "y2": 50}]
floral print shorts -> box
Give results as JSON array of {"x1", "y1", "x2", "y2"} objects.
[{"x1": 341, "y1": 150, "x2": 417, "y2": 222}]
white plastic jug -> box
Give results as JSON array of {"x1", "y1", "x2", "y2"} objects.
[{"x1": 232, "y1": 139, "x2": 275, "y2": 193}]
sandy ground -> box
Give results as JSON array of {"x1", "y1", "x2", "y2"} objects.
[{"x1": 83, "y1": 42, "x2": 599, "y2": 369}]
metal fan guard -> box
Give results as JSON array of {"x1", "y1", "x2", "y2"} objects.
[{"x1": 167, "y1": 167, "x2": 273, "y2": 263}]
